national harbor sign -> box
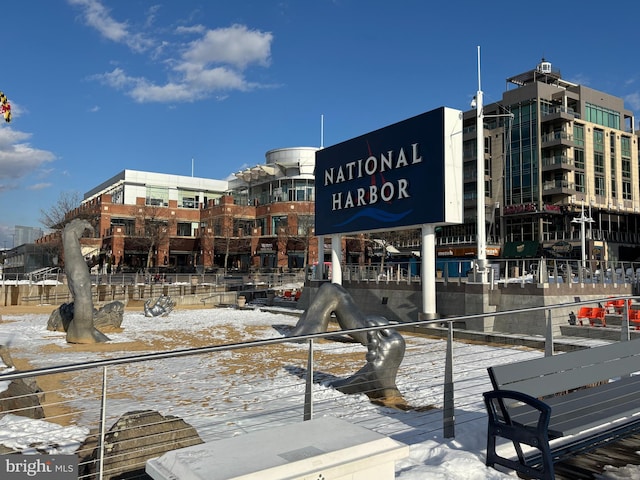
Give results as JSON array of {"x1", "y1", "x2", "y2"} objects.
[{"x1": 315, "y1": 106, "x2": 463, "y2": 236}]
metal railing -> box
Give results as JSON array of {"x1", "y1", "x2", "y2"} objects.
[
  {"x1": 338, "y1": 258, "x2": 640, "y2": 287},
  {"x1": 1, "y1": 297, "x2": 637, "y2": 478}
]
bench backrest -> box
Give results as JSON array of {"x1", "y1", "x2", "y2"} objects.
[
  {"x1": 488, "y1": 338, "x2": 640, "y2": 398},
  {"x1": 576, "y1": 306, "x2": 592, "y2": 318}
]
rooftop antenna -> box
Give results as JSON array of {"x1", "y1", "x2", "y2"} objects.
[{"x1": 320, "y1": 114, "x2": 324, "y2": 149}]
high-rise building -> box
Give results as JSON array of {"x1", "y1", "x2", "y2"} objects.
[
  {"x1": 438, "y1": 59, "x2": 640, "y2": 265},
  {"x1": 14, "y1": 225, "x2": 44, "y2": 246}
]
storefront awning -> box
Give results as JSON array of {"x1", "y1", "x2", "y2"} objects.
[{"x1": 234, "y1": 165, "x2": 277, "y2": 182}]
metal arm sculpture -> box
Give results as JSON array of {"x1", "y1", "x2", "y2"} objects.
[
  {"x1": 62, "y1": 219, "x2": 110, "y2": 344},
  {"x1": 288, "y1": 282, "x2": 406, "y2": 406},
  {"x1": 144, "y1": 295, "x2": 175, "y2": 317}
]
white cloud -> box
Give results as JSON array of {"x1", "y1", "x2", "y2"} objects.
[
  {"x1": 28, "y1": 183, "x2": 52, "y2": 191},
  {"x1": 624, "y1": 92, "x2": 640, "y2": 111},
  {"x1": 0, "y1": 127, "x2": 56, "y2": 182},
  {"x1": 183, "y1": 24, "x2": 273, "y2": 70},
  {"x1": 175, "y1": 25, "x2": 206, "y2": 35},
  {"x1": 93, "y1": 23, "x2": 273, "y2": 103},
  {"x1": 175, "y1": 63, "x2": 249, "y2": 90},
  {"x1": 92, "y1": 67, "x2": 134, "y2": 90},
  {"x1": 130, "y1": 80, "x2": 206, "y2": 103},
  {"x1": 72, "y1": 1, "x2": 275, "y2": 103},
  {"x1": 68, "y1": 0, "x2": 153, "y2": 53},
  {"x1": 567, "y1": 73, "x2": 590, "y2": 86}
]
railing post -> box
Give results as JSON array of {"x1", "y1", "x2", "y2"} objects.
[
  {"x1": 303, "y1": 339, "x2": 314, "y2": 421},
  {"x1": 443, "y1": 322, "x2": 455, "y2": 438},
  {"x1": 621, "y1": 303, "x2": 630, "y2": 342},
  {"x1": 97, "y1": 366, "x2": 108, "y2": 480},
  {"x1": 545, "y1": 308, "x2": 554, "y2": 357}
]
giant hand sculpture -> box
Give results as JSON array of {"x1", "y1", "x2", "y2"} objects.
[{"x1": 144, "y1": 295, "x2": 175, "y2": 317}]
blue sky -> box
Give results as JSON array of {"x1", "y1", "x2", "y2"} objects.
[{"x1": 1, "y1": 0, "x2": 640, "y2": 248}]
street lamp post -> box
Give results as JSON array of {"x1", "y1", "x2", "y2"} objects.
[
  {"x1": 472, "y1": 47, "x2": 514, "y2": 283},
  {"x1": 571, "y1": 205, "x2": 594, "y2": 270},
  {"x1": 474, "y1": 46, "x2": 487, "y2": 283}
]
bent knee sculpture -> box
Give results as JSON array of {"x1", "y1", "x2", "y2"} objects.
[
  {"x1": 289, "y1": 283, "x2": 405, "y2": 405},
  {"x1": 62, "y1": 219, "x2": 110, "y2": 344}
]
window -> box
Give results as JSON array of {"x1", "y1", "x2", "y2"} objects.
[
  {"x1": 574, "y1": 149, "x2": 585, "y2": 169},
  {"x1": 297, "y1": 215, "x2": 314, "y2": 235},
  {"x1": 272, "y1": 216, "x2": 288, "y2": 235},
  {"x1": 622, "y1": 158, "x2": 631, "y2": 178},
  {"x1": 573, "y1": 124, "x2": 585, "y2": 147},
  {"x1": 179, "y1": 190, "x2": 199, "y2": 209},
  {"x1": 146, "y1": 186, "x2": 168, "y2": 206},
  {"x1": 585, "y1": 103, "x2": 620, "y2": 129},
  {"x1": 177, "y1": 222, "x2": 192, "y2": 236},
  {"x1": 235, "y1": 219, "x2": 254, "y2": 236},
  {"x1": 593, "y1": 129, "x2": 604, "y2": 175},
  {"x1": 463, "y1": 139, "x2": 475, "y2": 160},
  {"x1": 594, "y1": 152, "x2": 604, "y2": 174},
  {"x1": 621, "y1": 136, "x2": 632, "y2": 200},
  {"x1": 575, "y1": 173, "x2": 585, "y2": 193},
  {"x1": 610, "y1": 133, "x2": 616, "y2": 157},
  {"x1": 593, "y1": 129, "x2": 604, "y2": 152},
  {"x1": 111, "y1": 218, "x2": 135, "y2": 235},
  {"x1": 110, "y1": 185, "x2": 124, "y2": 205},
  {"x1": 464, "y1": 182, "x2": 476, "y2": 201},
  {"x1": 610, "y1": 178, "x2": 617, "y2": 199},
  {"x1": 621, "y1": 136, "x2": 631, "y2": 157}
]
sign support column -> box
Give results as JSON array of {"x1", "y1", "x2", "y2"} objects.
[
  {"x1": 331, "y1": 234, "x2": 342, "y2": 285},
  {"x1": 421, "y1": 224, "x2": 438, "y2": 319},
  {"x1": 316, "y1": 235, "x2": 324, "y2": 279}
]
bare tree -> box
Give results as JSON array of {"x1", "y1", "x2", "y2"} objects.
[
  {"x1": 285, "y1": 208, "x2": 315, "y2": 271},
  {"x1": 38, "y1": 191, "x2": 91, "y2": 270},
  {"x1": 39, "y1": 191, "x2": 83, "y2": 230},
  {"x1": 197, "y1": 222, "x2": 216, "y2": 270},
  {"x1": 210, "y1": 208, "x2": 254, "y2": 273},
  {"x1": 128, "y1": 204, "x2": 175, "y2": 270},
  {"x1": 211, "y1": 212, "x2": 234, "y2": 272}
]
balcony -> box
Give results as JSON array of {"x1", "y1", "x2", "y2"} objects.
[
  {"x1": 542, "y1": 155, "x2": 575, "y2": 172},
  {"x1": 541, "y1": 106, "x2": 580, "y2": 123},
  {"x1": 542, "y1": 179, "x2": 575, "y2": 196},
  {"x1": 541, "y1": 131, "x2": 574, "y2": 149}
]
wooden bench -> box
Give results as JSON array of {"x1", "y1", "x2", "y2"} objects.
[{"x1": 483, "y1": 338, "x2": 640, "y2": 479}]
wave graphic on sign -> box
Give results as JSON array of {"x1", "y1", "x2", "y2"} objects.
[{"x1": 333, "y1": 207, "x2": 413, "y2": 227}]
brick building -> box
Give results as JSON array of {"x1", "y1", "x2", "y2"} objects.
[{"x1": 38, "y1": 147, "x2": 342, "y2": 273}]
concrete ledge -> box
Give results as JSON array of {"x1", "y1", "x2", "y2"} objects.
[{"x1": 146, "y1": 417, "x2": 408, "y2": 480}]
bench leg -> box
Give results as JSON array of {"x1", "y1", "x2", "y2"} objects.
[
  {"x1": 486, "y1": 429, "x2": 555, "y2": 479},
  {"x1": 484, "y1": 392, "x2": 556, "y2": 479}
]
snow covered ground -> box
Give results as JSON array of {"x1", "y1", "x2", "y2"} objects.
[{"x1": 0, "y1": 307, "x2": 638, "y2": 479}]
